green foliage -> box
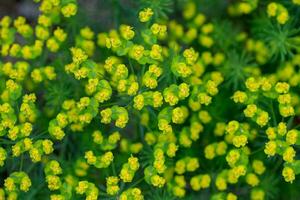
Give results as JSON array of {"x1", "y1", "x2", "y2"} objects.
[
  {"x1": 1, "y1": 0, "x2": 300, "y2": 199},
  {"x1": 252, "y1": 15, "x2": 300, "y2": 61}
]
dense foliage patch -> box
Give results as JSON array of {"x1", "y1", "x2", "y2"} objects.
[{"x1": 1, "y1": 0, "x2": 300, "y2": 199}]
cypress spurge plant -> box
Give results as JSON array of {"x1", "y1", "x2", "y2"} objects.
[{"x1": 1, "y1": 0, "x2": 300, "y2": 200}]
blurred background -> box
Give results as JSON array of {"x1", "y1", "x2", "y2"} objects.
[
  {"x1": 0, "y1": 0, "x2": 228, "y2": 32},
  {"x1": 0, "y1": 0, "x2": 142, "y2": 31}
]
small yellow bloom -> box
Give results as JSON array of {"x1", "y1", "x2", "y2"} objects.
[{"x1": 139, "y1": 8, "x2": 153, "y2": 22}]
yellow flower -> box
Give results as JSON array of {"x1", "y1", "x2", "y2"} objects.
[
  {"x1": 194, "y1": 13, "x2": 206, "y2": 27},
  {"x1": 277, "y1": 122, "x2": 287, "y2": 136},
  {"x1": 244, "y1": 104, "x2": 257, "y2": 118},
  {"x1": 106, "y1": 176, "x2": 120, "y2": 195},
  {"x1": 47, "y1": 38, "x2": 59, "y2": 52},
  {"x1": 286, "y1": 129, "x2": 298, "y2": 145},
  {"x1": 139, "y1": 8, "x2": 153, "y2": 22},
  {"x1": 214, "y1": 122, "x2": 226, "y2": 136},
  {"x1": 173, "y1": 186, "x2": 186, "y2": 198},
  {"x1": 267, "y1": 2, "x2": 278, "y2": 17},
  {"x1": 282, "y1": 167, "x2": 295, "y2": 183},
  {"x1": 226, "y1": 149, "x2": 240, "y2": 167},
  {"x1": 227, "y1": 193, "x2": 238, "y2": 200},
  {"x1": 246, "y1": 173, "x2": 259, "y2": 187},
  {"x1": 97, "y1": 32, "x2": 108, "y2": 47},
  {"x1": 129, "y1": 45, "x2": 144, "y2": 60},
  {"x1": 199, "y1": 35, "x2": 214, "y2": 48},
  {"x1": 245, "y1": 77, "x2": 260, "y2": 92},
  {"x1": 277, "y1": 11, "x2": 289, "y2": 24},
  {"x1": 151, "y1": 23, "x2": 167, "y2": 38},
  {"x1": 85, "y1": 151, "x2": 97, "y2": 165},
  {"x1": 115, "y1": 113, "x2": 129, "y2": 128},
  {"x1": 150, "y1": 44, "x2": 163, "y2": 60},
  {"x1": 151, "y1": 175, "x2": 165, "y2": 188},
  {"x1": 80, "y1": 26, "x2": 94, "y2": 40},
  {"x1": 293, "y1": 0, "x2": 300, "y2": 4},
  {"x1": 279, "y1": 105, "x2": 295, "y2": 117},
  {"x1": 183, "y1": 48, "x2": 198, "y2": 64},
  {"x1": 251, "y1": 189, "x2": 265, "y2": 200},
  {"x1": 120, "y1": 188, "x2": 143, "y2": 200},
  {"x1": 232, "y1": 135, "x2": 248, "y2": 148},
  {"x1": 256, "y1": 111, "x2": 269, "y2": 127},
  {"x1": 264, "y1": 141, "x2": 277, "y2": 156},
  {"x1": 101, "y1": 151, "x2": 114, "y2": 167},
  {"x1": 266, "y1": 127, "x2": 276, "y2": 140},
  {"x1": 215, "y1": 176, "x2": 227, "y2": 191},
  {"x1": 44, "y1": 66, "x2": 56, "y2": 80},
  {"x1": 70, "y1": 47, "x2": 88, "y2": 64},
  {"x1": 198, "y1": 93, "x2": 212, "y2": 105},
  {"x1": 216, "y1": 142, "x2": 227, "y2": 155},
  {"x1": 226, "y1": 121, "x2": 239, "y2": 135},
  {"x1": 76, "y1": 181, "x2": 89, "y2": 194},
  {"x1": 166, "y1": 143, "x2": 178, "y2": 157},
  {"x1": 54, "y1": 27, "x2": 67, "y2": 42},
  {"x1": 120, "y1": 25, "x2": 135, "y2": 40},
  {"x1": 283, "y1": 147, "x2": 296, "y2": 163},
  {"x1": 204, "y1": 144, "x2": 215, "y2": 160},
  {"x1": 0, "y1": 147, "x2": 7, "y2": 166},
  {"x1": 190, "y1": 174, "x2": 211, "y2": 191},
  {"x1": 186, "y1": 158, "x2": 199, "y2": 172},
  {"x1": 46, "y1": 175, "x2": 61, "y2": 191},
  {"x1": 61, "y1": 3, "x2": 77, "y2": 18},
  {"x1": 198, "y1": 110, "x2": 211, "y2": 124},
  {"x1": 158, "y1": 119, "x2": 172, "y2": 133},
  {"x1": 0, "y1": 16, "x2": 11, "y2": 27},
  {"x1": 42, "y1": 139, "x2": 54, "y2": 154},
  {"x1": 183, "y1": 2, "x2": 196, "y2": 19},
  {"x1": 128, "y1": 156, "x2": 140, "y2": 171},
  {"x1": 175, "y1": 159, "x2": 185, "y2": 174},
  {"x1": 145, "y1": 132, "x2": 156, "y2": 145},
  {"x1": 100, "y1": 108, "x2": 112, "y2": 124},
  {"x1": 50, "y1": 194, "x2": 65, "y2": 200},
  {"x1": 176, "y1": 62, "x2": 192, "y2": 77},
  {"x1": 172, "y1": 107, "x2": 188, "y2": 124},
  {"x1": 106, "y1": 37, "x2": 121, "y2": 49},
  {"x1": 46, "y1": 160, "x2": 62, "y2": 175},
  {"x1": 20, "y1": 174, "x2": 32, "y2": 192},
  {"x1": 275, "y1": 82, "x2": 290, "y2": 94},
  {"x1": 4, "y1": 177, "x2": 16, "y2": 192},
  {"x1": 278, "y1": 94, "x2": 291, "y2": 104}
]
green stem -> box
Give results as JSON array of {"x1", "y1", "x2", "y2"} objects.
[
  {"x1": 128, "y1": 177, "x2": 144, "y2": 189},
  {"x1": 112, "y1": 160, "x2": 116, "y2": 176},
  {"x1": 19, "y1": 154, "x2": 24, "y2": 171},
  {"x1": 270, "y1": 99, "x2": 277, "y2": 126}
]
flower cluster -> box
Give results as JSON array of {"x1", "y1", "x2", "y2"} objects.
[{"x1": 1, "y1": 0, "x2": 300, "y2": 199}]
